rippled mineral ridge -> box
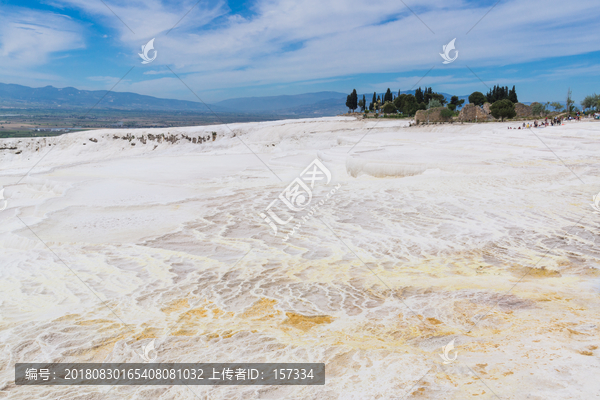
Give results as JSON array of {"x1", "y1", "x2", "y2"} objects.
[{"x1": 0, "y1": 117, "x2": 599, "y2": 399}]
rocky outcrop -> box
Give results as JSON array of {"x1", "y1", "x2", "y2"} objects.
[
  {"x1": 483, "y1": 103, "x2": 491, "y2": 114},
  {"x1": 415, "y1": 107, "x2": 452, "y2": 124},
  {"x1": 458, "y1": 103, "x2": 493, "y2": 122},
  {"x1": 515, "y1": 103, "x2": 532, "y2": 118},
  {"x1": 0, "y1": 129, "x2": 224, "y2": 158}
]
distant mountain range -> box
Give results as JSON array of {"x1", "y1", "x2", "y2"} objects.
[
  {"x1": 0, "y1": 83, "x2": 350, "y2": 116},
  {"x1": 0, "y1": 83, "x2": 212, "y2": 112},
  {"x1": 0, "y1": 82, "x2": 478, "y2": 116}
]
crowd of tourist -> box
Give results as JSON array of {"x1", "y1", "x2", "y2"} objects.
[{"x1": 507, "y1": 116, "x2": 571, "y2": 129}]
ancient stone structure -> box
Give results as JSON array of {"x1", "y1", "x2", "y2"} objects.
[
  {"x1": 514, "y1": 103, "x2": 532, "y2": 118},
  {"x1": 414, "y1": 107, "x2": 452, "y2": 124},
  {"x1": 458, "y1": 103, "x2": 493, "y2": 122},
  {"x1": 483, "y1": 102, "x2": 492, "y2": 114}
]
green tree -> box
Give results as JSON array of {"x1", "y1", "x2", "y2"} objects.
[
  {"x1": 345, "y1": 95, "x2": 352, "y2": 113},
  {"x1": 393, "y1": 94, "x2": 404, "y2": 110},
  {"x1": 382, "y1": 101, "x2": 397, "y2": 114},
  {"x1": 350, "y1": 89, "x2": 358, "y2": 112},
  {"x1": 393, "y1": 94, "x2": 420, "y2": 116},
  {"x1": 566, "y1": 88, "x2": 574, "y2": 114},
  {"x1": 414, "y1": 87, "x2": 424, "y2": 104},
  {"x1": 486, "y1": 85, "x2": 510, "y2": 103},
  {"x1": 489, "y1": 99, "x2": 516, "y2": 121},
  {"x1": 581, "y1": 94, "x2": 600, "y2": 111},
  {"x1": 469, "y1": 91, "x2": 486, "y2": 106},
  {"x1": 384, "y1": 88, "x2": 393, "y2": 103},
  {"x1": 358, "y1": 98, "x2": 365, "y2": 112},
  {"x1": 449, "y1": 95, "x2": 465, "y2": 111},
  {"x1": 550, "y1": 102, "x2": 563, "y2": 112},
  {"x1": 427, "y1": 99, "x2": 443, "y2": 109},
  {"x1": 531, "y1": 103, "x2": 546, "y2": 116},
  {"x1": 423, "y1": 88, "x2": 433, "y2": 104},
  {"x1": 508, "y1": 86, "x2": 518, "y2": 103},
  {"x1": 440, "y1": 108, "x2": 454, "y2": 118},
  {"x1": 430, "y1": 93, "x2": 446, "y2": 106}
]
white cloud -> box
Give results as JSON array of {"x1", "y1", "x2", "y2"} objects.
[
  {"x1": 539, "y1": 64, "x2": 600, "y2": 79},
  {"x1": 0, "y1": 6, "x2": 84, "y2": 68},
  {"x1": 55, "y1": 0, "x2": 228, "y2": 40},
  {"x1": 116, "y1": 0, "x2": 600, "y2": 98}
]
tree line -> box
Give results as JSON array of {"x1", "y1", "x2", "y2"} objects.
[
  {"x1": 467, "y1": 86, "x2": 520, "y2": 121},
  {"x1": 346, "y1": 87, "x2": 458, "y2": 116},
  {"x1": 346, "y1": 85, "x2": 525, "y2": 121},
  {"x1": 581, "y1": 93, "x2": 600, "y2": 111},
  {"x1": 346, "y1": 85, "x2": 599, "y2": 121}
]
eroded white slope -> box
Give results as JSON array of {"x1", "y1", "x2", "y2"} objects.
[{"x1": 0, "y1": 117, "x2": 599, "y2": 400}]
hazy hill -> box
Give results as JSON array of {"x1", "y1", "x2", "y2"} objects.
[
  {"x1": 0, "y1": 82, "x2": 478, "y2": 115},
  {"x1": 0, "y1": 83, "x2": 214, "y2": 111}
]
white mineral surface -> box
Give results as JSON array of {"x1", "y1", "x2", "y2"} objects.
[{"x1": 0, "y1": 117, "x2": 599, "y2": 399}]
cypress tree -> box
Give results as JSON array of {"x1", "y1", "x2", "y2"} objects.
[
  {"x1": 415, "y1": 87, "x2": 424, "y2": 104},
  {"x1": 508, "y1": 86, "x2": 518, "y2": 103},
  {"x1": 351, "y1": 89, "x2": 358, "y2": 112},
  {"x1": 385, "y1": 88, "x2": 393, "y2": 103}
]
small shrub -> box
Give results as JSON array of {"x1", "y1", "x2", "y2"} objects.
[
  {"x1": 382, "y1": 101, "x2": 397, "y2": 114},
  {"x1": 427, "y1": 99, "x2": 442, "y2": 109},
  {"x1": 440, "y1": 109, "x2": 454, "y2": 118}
]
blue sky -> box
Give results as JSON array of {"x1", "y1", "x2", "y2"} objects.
[{"x1": 1, "y1": 0, "x2": 599, "y2": 103}]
